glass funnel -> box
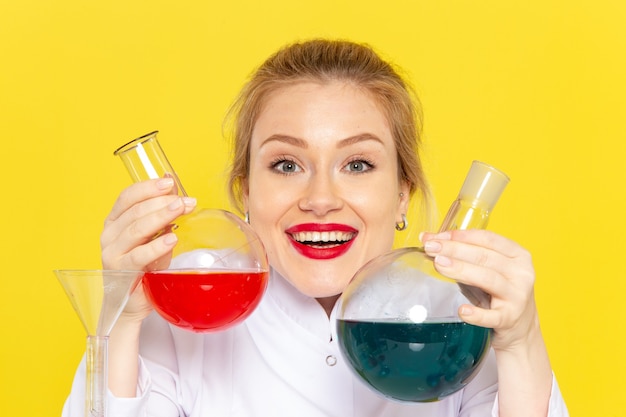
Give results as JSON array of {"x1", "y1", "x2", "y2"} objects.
[
  {"x1": 55, "y1": 269, "x2": 142, "y2": 417},
  {"x1": 114, "y1": 131, "x2": 269, "y2": 333},
  {"x1": 336, "y1": 161, "x2": 509, "y2": 403}
]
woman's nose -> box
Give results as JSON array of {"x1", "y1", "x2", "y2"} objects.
[{"x1": 298, "y1": 173, "x2": 343, "y2": 215}]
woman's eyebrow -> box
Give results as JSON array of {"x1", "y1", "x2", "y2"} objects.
[
  {"x1": 337, "y1": 133, "x2": 384, "y2": 148},
  {"x1": 260, "y1": 134, "x2": 308, "y2": 148},
  {"x1": 260, "y1": 133, "x2": 383, "y2": 149}
]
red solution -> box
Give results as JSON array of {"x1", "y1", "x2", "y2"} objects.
[{"x1": 143, "y1": 269, "x2": 268, "y2": 332}]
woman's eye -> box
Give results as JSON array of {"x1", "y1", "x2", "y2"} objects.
[
  {"x1": 273, "y1": 160, "x2": 301, "y2": 174},
  {"x1": 345, "y1": 160, "x2": 373, "y2": 173}
]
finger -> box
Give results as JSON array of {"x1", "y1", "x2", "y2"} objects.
[
  {"x1": 101, "y1": 193, "x2": 181, "y2": 248},
  {"x1": 106, "y1": 178, "x2": 177, "y2": 223},
  {"x1": 434, "y1": 241, "x2": 518, "y2": 282},
  {"x1": 104, "y1": 231, "x2": 178, "y2": 271},
  {"x1": 457, "y1": 304, "x2": 506, "y2": 329},
  {"x1": 432, "y1": 255, "x2": 513, "y2": 299},
  {"x1": 103, "y1": 196, "x2": 195, "y2": 261},
  {"x1": 423, "y1": 231, "x2": 534, "y2": 285},
  {"x1": 423, "y1": 232, "x2": 511, "y2": 284},
  {"x1": 423, "y1": 229, "x2": 526, "y2": 259}
]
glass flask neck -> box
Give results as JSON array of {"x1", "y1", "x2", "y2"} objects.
[
  {"x1": 438, "y1": 199, "x2": 490, "y2": 233},
  {"x1": 114, "y1": 131, "x2": 188, "y2": 197},
  {"x1": 438, "y1": 160, "x2": 509, "y2": 233},
  {"x1": 436, "y1": 161, "x2": 509, "y2": 309}
]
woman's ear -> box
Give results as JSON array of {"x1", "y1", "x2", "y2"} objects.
[{"x1": 398, "y1": 180, "x2": 410, "y2": 218}]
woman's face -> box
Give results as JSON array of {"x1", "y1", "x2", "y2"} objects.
[{"x1": 244, "y1": 81, "x2": 409, "y2": 299}]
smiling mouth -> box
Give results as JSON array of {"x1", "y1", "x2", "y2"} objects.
[{"x1": 289, "y1": 231, "x2": 356, "y2": 248}]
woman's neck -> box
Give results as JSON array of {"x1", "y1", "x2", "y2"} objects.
[{"x1": 316, "y1": 294, "x2": 341, "y2": 318}]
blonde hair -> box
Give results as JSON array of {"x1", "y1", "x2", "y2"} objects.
[{"x1": 225, "y1": 39, "x2": 431, "y2": 223}]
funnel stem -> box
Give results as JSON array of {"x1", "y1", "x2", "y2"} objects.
[{"x1": 85, "y1": 335, "x2": 108, "y2": 417}]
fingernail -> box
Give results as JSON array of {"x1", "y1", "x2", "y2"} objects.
[
  {"x1": 163, "y1": 233, "x2": 178, "y2": 246},
  {"x1": 182, "y1": 197, "x2": 197, "y2": 207},
  {"x1": 168, "y1": 198, "x2": 183, "y2": 210},
  {"x1": 424, "y1": 241, "x2": 442, "y2": 253},
  {"x1": 459, "y1": 305, "x2": 473, "y2": 316},
  {"x1": 435, "y1": 255, "x2": 452, "y2": 267},
  {"x1": 157, "y1": 178, "x2": 175, "y2": 189}
]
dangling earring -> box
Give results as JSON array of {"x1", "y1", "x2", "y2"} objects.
[
  {"x1": 395, "y1": 214, "x2": 408, "y2": 231},
  {"x1": 244, "y1": 212, "x2": 250, "y2": 224}
]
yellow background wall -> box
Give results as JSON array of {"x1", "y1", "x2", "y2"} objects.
[{"x1": 1, "y1": 1, "x2": 624, "y2": 415}]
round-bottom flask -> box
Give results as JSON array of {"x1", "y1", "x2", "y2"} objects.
[
  {"x1": 114, "y1": 131, "x2": 269, "y2": 333},
  {"x1": 336, "y1": 161, "x2": 509, "y2": 402}
]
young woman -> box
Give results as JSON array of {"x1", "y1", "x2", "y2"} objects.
[{"x1": 64, "y1": 39, "x2": 568, "y2": 416}]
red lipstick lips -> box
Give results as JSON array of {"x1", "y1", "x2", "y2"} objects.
[{"x1": 285, "y1": 223, "x2": 357, "y2": 260}]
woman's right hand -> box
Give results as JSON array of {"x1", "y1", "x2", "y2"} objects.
[
  {"x1": 101, "y1": 177, "x2": 196, "y2": 319},
  {"x1": 103, "y1": 178, "x2": 197, "y2": 397}
]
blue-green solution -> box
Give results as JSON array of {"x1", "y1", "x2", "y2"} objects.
[{"x1": 336, "y1": 319, "x2": 491, "y2": 402}]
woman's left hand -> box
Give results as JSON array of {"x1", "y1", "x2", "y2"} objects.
[{"x1": 420, "y1": 229, "x2": 541, "y2": 351}]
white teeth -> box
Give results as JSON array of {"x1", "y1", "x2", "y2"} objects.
[{"x1": 292, "y1": 231, "x2": 354, "y2": 243}]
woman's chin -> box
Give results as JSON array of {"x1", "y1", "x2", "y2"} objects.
[
  {"x1": 288, "y1": 278, "x2": 348, "y2": 300},
  {"x1": 271, "y1": 261, "x2": 355, "y2": 299}
]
